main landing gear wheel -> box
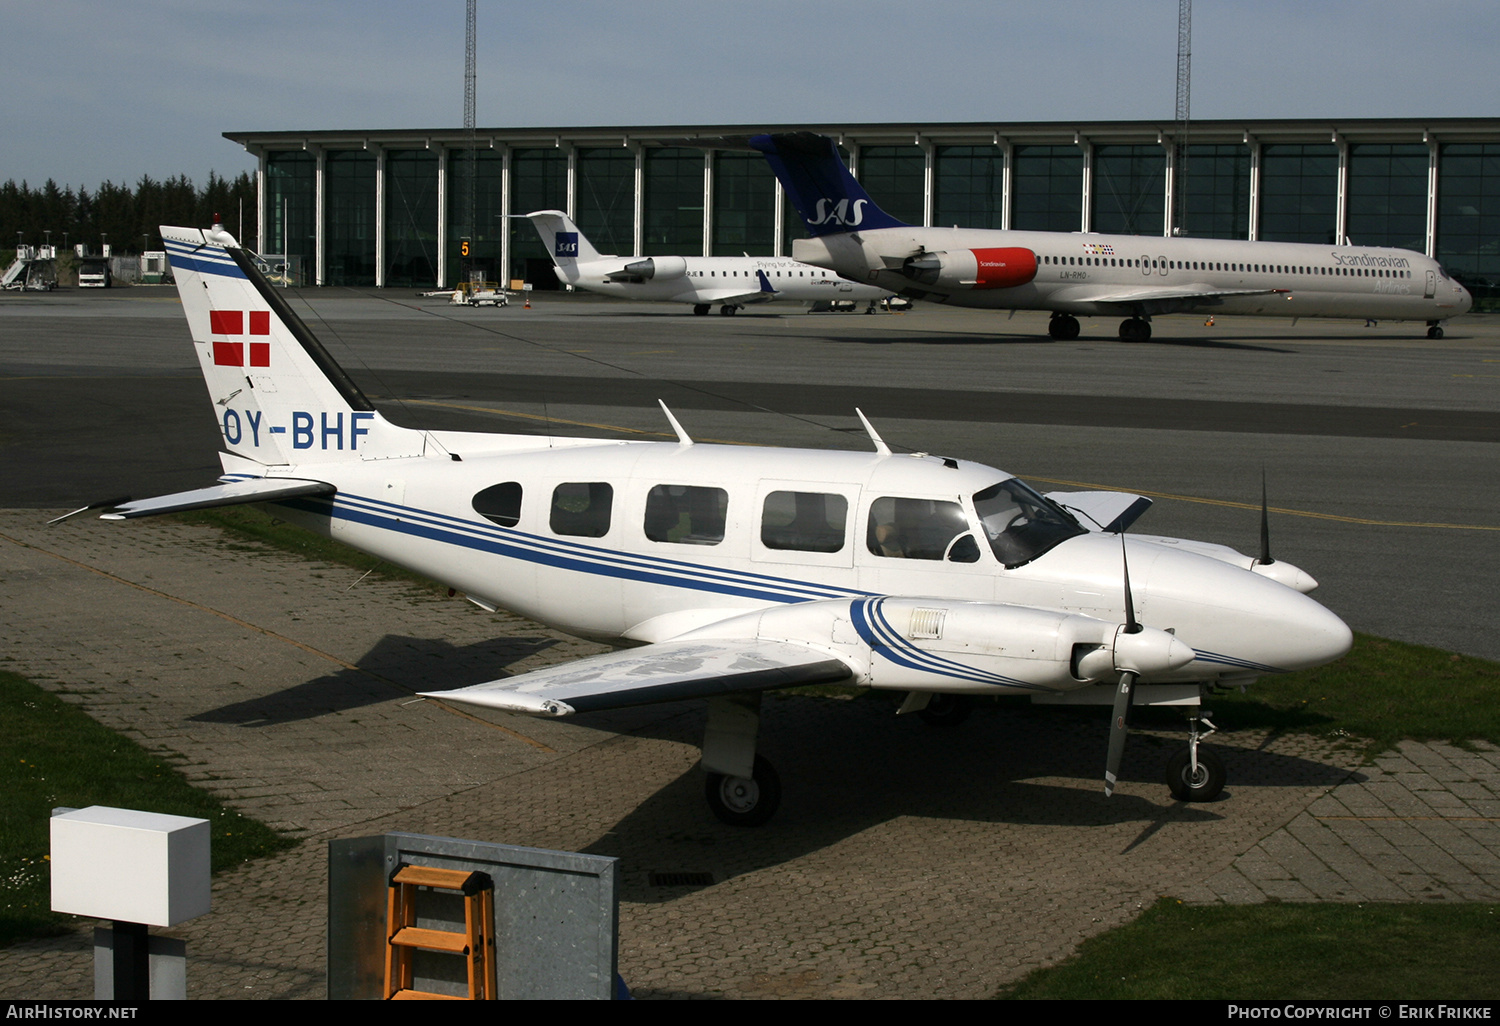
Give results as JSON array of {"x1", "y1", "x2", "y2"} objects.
[
  {"x1": 1118, "y1": 318, "x2": 1152, "y2": 342},
  {"x1": 1428, "y1": 324, "x2": 1444, "y2": 339},
  {"x1": 705, "y1": 754, "x2": 781, "y2": 826},
  {"x1": 1047, "y1": 315, "x2": 1081, "y2": 341},
  {"x1": 693, "y1": 304, "x2": 710, "y2": 316},
  {"x1": 1165, "y1": 746, "x2": 1225, "y2": 802},
  {"x1": 718, "y1": 304, "x2": 739, "y2": 316},
  {"x1": 918, "y1": 693, "x2": 974, "y2": 728}
]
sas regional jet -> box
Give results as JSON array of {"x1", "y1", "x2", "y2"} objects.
[
  {"x1": 526, "y1": 209, "x2": 891, "y2": 315},
  {"x1": 752, "y1": 133, "x2": 1472, "y2": 341}
]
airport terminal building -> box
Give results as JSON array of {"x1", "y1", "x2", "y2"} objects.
[{"x1": 226, "y1": 118, "x2": 1500, "y2": 297}]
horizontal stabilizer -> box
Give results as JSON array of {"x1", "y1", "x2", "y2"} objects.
[
  {"x1": 100, "y1": 478, "x2": 335, "y2": 520},
  {"x1": 420, "y1": 638, "x2": 853, "y2": 716},
  {"x1": 1045, "y1": 490, "x2": 1153, "y2": 533}
]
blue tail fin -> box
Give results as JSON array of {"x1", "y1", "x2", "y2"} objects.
[{"x1": 750, "y1": 133, "x2": 909, "y2": 237}]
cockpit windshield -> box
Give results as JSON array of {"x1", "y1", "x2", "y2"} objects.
[{"x1": 973, "y1": 478, "x2": 1087, "y2": 568}]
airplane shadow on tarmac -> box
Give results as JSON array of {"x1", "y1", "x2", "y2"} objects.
[
  {"x1": 186, "y1": 632, "x2": 565, "y2": 726},
  {"x1": 808, "y1": 331, "x2": 1297, "y2": 353},
  {"x1": 564, "y1": 694, "x2": 1351, "y2": 899}
]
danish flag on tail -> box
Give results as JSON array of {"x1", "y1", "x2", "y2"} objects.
[{"x1": 160, "y1": 222, "x2": 423, "y2": 466}]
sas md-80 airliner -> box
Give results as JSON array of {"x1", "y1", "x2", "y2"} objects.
[
  {"x1": 751, "y1": 133, "x2": 1471, "y2": 341},
  {"x1": 525, "y1": 209, "x2": 892, "y2": 315}
]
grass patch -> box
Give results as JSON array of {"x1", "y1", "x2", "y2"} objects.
[
  {"x1": 1210, "y1": 632, "x2": 1500, "y2": 753},
  {"x1": 0, "y1": 671, "x2": 294, "y2": 948},
  {"x1": 998, "y1": 898, "x2": 1500, "y2": 999}
]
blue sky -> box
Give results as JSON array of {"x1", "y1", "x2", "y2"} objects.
[{"x1": 5, "y1": 0, "x2": 1495, "y2": 189}]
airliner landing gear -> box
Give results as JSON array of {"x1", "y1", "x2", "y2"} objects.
[
  {"x1": 719, "y1": 304, "x2": 740, "y2": 316},
  {"x1": 1427, "y1": 320, "x2": 1444, "y2": 339},
  {"x1": 701, "y1": 694, "x2": 780, "y2": 825},
  {"x1": 1118, "y1": 317, "x2": 1152, "y2": 342},
  {"x1": 1048, "y1": 314, "x2": 1080, "y2": 340},
  {"x1": 693, "y1": 304, "x2": 710, "y2": 316}
]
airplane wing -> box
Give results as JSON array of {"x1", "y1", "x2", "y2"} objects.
[
  {"x1": 98, "y1": 477, "x2": 335, "y2": 520},
  {"x1": 1050, "y1": 282, "x2": 1284, "y2": 306},
  {"x1": 677, "y1": 270, "x2": 780, "y2": 306},
  {"x1": 1044, "y1": 490, "x2": 1153, "y2": 533},
  {"x1": 419, "y1": 638, "x2": 852, "y2": 716}
]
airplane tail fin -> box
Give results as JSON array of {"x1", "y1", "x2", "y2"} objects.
[
  {"x1": 162, "y1": 223, "x2": 422, "y2": 467},
  {"x1": 750, "y1": 133, "x2": 910, "y2": 237},
  {"x1": 525, "y1": 210, "x2": 604, "y2": 283}
]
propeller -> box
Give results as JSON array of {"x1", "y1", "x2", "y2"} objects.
[
  {"x1": 1104, "y1": 531, "x2": 1142, "y2": 797},
  {"x1": 1258, "y1": 470, "x2": 1275, "y2": 567}
]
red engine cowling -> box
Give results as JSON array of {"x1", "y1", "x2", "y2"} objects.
[{"x1": 903, "y1": 247, "x2": 1037, "y2": 290}]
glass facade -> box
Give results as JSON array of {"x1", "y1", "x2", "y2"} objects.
[
  {"x1": 1092, "y1": 145, "x2": 1166, "y2": 236},
  {"x1": 858, "y1": 145, "x2": 925, "y2": 226},
  {"x1": 576, "y1": 147, "x2": 635, "y2": 257},
  {"x1": 384, "y1": 150, "x2": 439, "y2": 288},
  {"x1": 1346, "y1": 144, "x2": 1429, "y2": 252},
  {"x1": 934, "y1": 145, "x2": 1004, "y2": 230},
  {"x1": 264, "y1": 151, "x2": 315, "y2": 283},
  {"x1": 1012, "y1": 145, "x2": 1083, "y2": 232},
  {"x1": 643, "y1": 148, "x2": 704, "y2": 256},
  {"x1": 712, "y1": 152, "x2": 775, "y2": 256},
  {"x1": 324, "y1": 151, "x2": 376, "y2": 286},
  {"x1": 447, "y1": 149, "x2": 504, "y2": 285},
  {"x1": 509, "y1": 148, "x2": 567, "y2": 284},
  {"x1": 1179, "y1": 143, "x2": 1251, "y2": 240},
  {"x1": 1438, "y1": 143, "x2": 1500, "y2": 303},
  {"x1": 1259, "y1": 143, "x2": 1338, "y2": 244}
]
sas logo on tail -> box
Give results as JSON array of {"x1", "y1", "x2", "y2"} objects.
[
  {"x1": 555, "y1": 232, "x2": 579, "y2": 258},
  {"x1": 810, "y1": 198, "x2": 868, "y2": 227}
]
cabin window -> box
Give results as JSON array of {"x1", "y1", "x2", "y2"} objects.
[
  {"x1": 550, "y1": 482, "x2": 613, "y2": 538},
  {"x1": 866, "y1": 497, "x2": 972, "y2": 561},
  {"x1": 472, "y1": 482, "x2": 523, "y2": 528},
  {"x1": 644, "y1": 485, "x2": 728, "y2": 545},
  {"x1": 761, "y1": 491, "x2": 847, "y2": 553}
]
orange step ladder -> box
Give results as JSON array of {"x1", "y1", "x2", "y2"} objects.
[{"x1": 384, "y1": 864, "x2": 495, "y2": 1000}]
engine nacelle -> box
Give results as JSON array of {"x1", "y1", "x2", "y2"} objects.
[
  {"x1": 621, "y1": 256, "x2": 688, "y2": 281},
  {"x1": 902, "y1": 247, "x2": 1037, "y2": 290}
]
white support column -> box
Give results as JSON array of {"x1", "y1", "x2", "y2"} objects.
[
  {"x1": 1078, "y1": 134, "x2": 1093, "y2": 234},
  {"x1": 435, "y1": 146, "x2": 447, "y2": 288},
  {"x1": 374, "y1": 146, "x2": 386, "y2": 288},
  {"x1": 1425, "y1": 133, "x2": 1440, "y2": 259},
  {"x1": 773, "y1": 181, "x2": 786, "y2": 257},
  {"x1": 920, "y1": 136, "x2": 935, "y2": 227},
  {"x1": 565, "y1": 142, "x2": 576, "y2": 220},
  {"x1": 255, "y1": 150, "x2": 267, "y2": 254},
  {"x1": 999, "y1": 136, "x2": 1012, "y2": 231},
  {"x1": 1246, "y1": 134, "x2": 1260, "y2": 241},
  {"x1": 701, "y1": 149, "x2": 713, "y2": 257},
  {"x1": 314, "y1": 148, "x2": 326, "y2": 285},
  {"x1": 501, "y1": 144, "x2": 513, "y2": 285},
  {"x1": 1333, "y1": 131, "x2": 1349, "y2": 245},
  {"x1": 1162, "y1": 133, "x2": 1176, "y2": 238},
  {"x1": 633, "y1": 142, "x2": 644, "y2": 257}
]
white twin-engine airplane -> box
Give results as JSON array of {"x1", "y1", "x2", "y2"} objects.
[
  {"x1": 525, "y1": 209, "x2": 892, "y2": 315},
  {"x1": 751, "y1": 133, "x2": 1472, "y2": 342},
  {"x1": 86, "y1": 221, "x2": 1353, "y2": 826}
]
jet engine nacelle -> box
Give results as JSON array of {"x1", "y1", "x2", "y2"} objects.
[
  {"x1": 621, "y1": 256, "x2": 689, "y2": 281},
  {"x1": 902, "y1": 247, "x2": 1037, "y2": 290}
]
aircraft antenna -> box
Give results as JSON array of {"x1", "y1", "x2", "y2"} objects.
[
  {"x1": 463, "y1": 0, "x2": 477, "y2": 284},
  {"x1": 1172, "y1": 0, "x2": 1192, "y2": 237}
]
